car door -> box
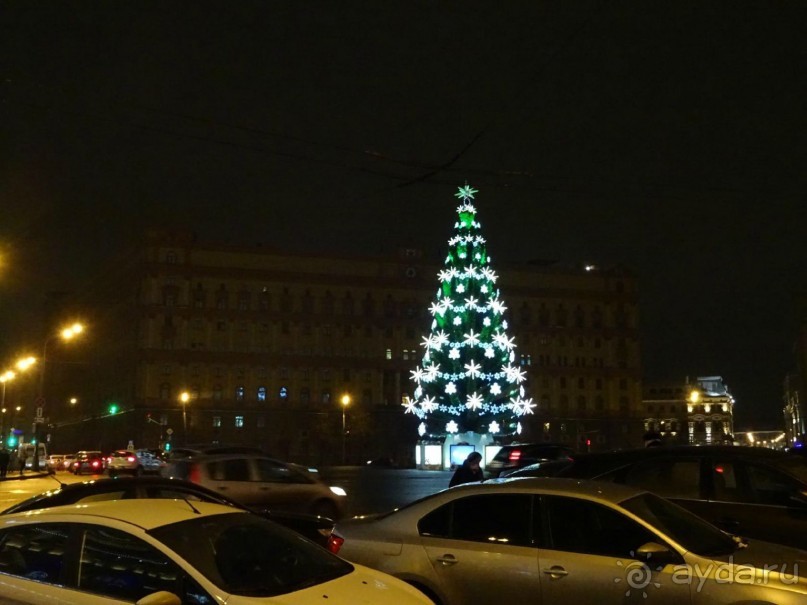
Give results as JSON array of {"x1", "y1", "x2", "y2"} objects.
[
  {"x1": 251, "y1": 458, "x2": 314, "y2": 510},
  {"x1": 706, "y1": 457, "x2": 807, "y2": 548},
  {"x1": 538, "y1": 495, "x2": 690, "y2": 605},
  {"x1": 419, "y1": 493, "x2": 541, "y2": 605},
  {"x1": 204, "y1": 457, "x2": 255, "y2": 504}
]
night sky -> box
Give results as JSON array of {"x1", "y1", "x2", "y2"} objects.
[{"x1": 2, "y1": 1, "x2": 806, "y2": 427}]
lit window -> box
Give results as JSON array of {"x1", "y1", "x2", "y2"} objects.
[
  {"x1": 235, "y1": 416, "x2": 244, "y2": 428},
  {"x1": 279, "y1": 386, "x2": 288, "y2": 400},
  {"x1": 257, "y1": 387, "x2": 266, "y2": 401},
  {"x1": 235, "y1": 386, "x2": 245, "y2": 401},
  {"x1": 213, "y1": 416, "x2": 221, "y2": 428},
  {"x1": 385, "y1": 348, "x2": 392, "y2": 360}
]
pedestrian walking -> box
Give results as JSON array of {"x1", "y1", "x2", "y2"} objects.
[{"x1": 0, "y1": 447, "x2": 10, "y2": 478}]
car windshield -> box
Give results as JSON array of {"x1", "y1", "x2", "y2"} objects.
[
  {"x1": 620, "y1": 492, "x2": 738, "y2": 556},
  {"x1": 149, "y1": 512, "x2": 353, "y2": 596}
]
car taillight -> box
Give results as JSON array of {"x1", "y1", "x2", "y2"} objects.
[
  {"x1": 189, "y1": 464, "x2": 201, "y2": 483},
  {"x1": 127, "y1": 456, "x2": 136, "y2": 463},
  {"x1": 508, "y1": 450, "x2": 522, "y2": 461},
  {"x1": 327, "y1": 534, "x2": 344, "y2": 554},
  {"x1": 92, "y1": 461, "x2": 100, "y2": 467}
]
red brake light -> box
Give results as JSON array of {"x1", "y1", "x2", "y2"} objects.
[
  {"x1": 714, "y1": 465, "x2": 724, "y2": 474},
  {"x1": 92, "y1": 461, "x2": 99, "y2": 467},
  {"x1": 127, "y1": 456, "x2": 136, "y2": 462},
  {"x1": 508, "y1": 450, "x2": 522, "y2": 461},
  {"x1": 327, "y1": 534, "x2": 344, "y2": 554}
]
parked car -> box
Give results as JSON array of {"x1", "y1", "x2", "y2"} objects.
[
  {"x1": 483, "y1": 442, "x2": 575, "y2": 478},
  {"x1": 60, "y1": 453, "x2": 76, "y2": 471},
  {"x1": 71, "y1": 450, "x2": 106, "y2": 475},
  {"x1": 334, "y1": 477, "x2": 807, "y2": 605},
  {"x1": 45, "y1": 455, "x2": 65, "y2": 472},
  {"x1": 106, "y1": 448, "x2": 164, "y2": 476},
  {"x1": 506, "y1": 445, "x2": 807, "y2": 550},
  {"x1": 162, "y1": 452, "x2": 347, "y2": 519},
  {"x1": 0, "y1": 499, "x2": 433, "y2": 605},
  {"x1": 1, "y1": 475, "x2": 337, "y2": 549}
]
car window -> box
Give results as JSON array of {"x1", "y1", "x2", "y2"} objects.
[
  {"x1": 418, "y1": 494, "x2": 535, "y2": 547},
  {"x1": 0, "y1": 523, "x2": 69, "y2": 583},
  {"x1": 746, "y1": 463, "x2": 806, "y2": 507},
  {"x1": 544, "y1": 496, "x2": 656, "y2": 559},
  {"x1": 622, "y1": 458, "x2": 701, "y2": 499},
  {"x1": 255, "y1": 459, "x2": 307, "y2": 484},
  {"x1": 150, "y1": 512, "x2": 352, "y2": 597},
  {"x1": 208, "y1": 458, "x2": 251, "y2": 481},
  {"x1": 711, "y1": 461, "x2": 751, "y2": 503},
  {"x1": 78, "y1": 525, "x2": 213, "y2": 604}
]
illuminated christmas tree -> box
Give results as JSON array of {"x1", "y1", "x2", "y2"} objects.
[{"x1": 404, "y1": 184, "x2": 533, "y2": 441}]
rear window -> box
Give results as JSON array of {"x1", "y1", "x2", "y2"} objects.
[{"x1": 150, "y1": 512, "x2": 352, "y2": 596}]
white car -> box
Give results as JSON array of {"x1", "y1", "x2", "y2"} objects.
[
  {"x1": 0, "y1": 499, "x2": 433, "y2": 605},
  {"x1": 107, "y1": 449, "x2": 164, "y2": 476},
  {"x1": 334, "y1": 477, "x2": 807, "y2": 605}
]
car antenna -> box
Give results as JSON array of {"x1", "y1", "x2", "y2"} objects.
[
  {"x1": 182, "y1": 498, "x2": 201, "y2": 515},
  {"x1": 48, "y1": 473, "x2": 66, "y2": 488}
]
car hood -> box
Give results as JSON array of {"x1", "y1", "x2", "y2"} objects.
[
  {"x1": 705, "y1": 538, "x2": 807, "y2": 571},
  {"x1": 222, "y1": 563, "x2": 430, "y2": 604}
]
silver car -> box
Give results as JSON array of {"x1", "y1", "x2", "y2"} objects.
[
  {"x1": 162, "y1": 452, "x2": 347, "y2": 519},
  {"x1": 334, "y1": 477, "x2": 807, "y2": 605}
]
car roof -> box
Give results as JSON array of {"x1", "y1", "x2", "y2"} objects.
[
  {"x1": 3, "y1": 499, "x2": 241, "y2": 530},
  {"x1": 461, "y1": 476, "x2": 648, "y2": 503}
]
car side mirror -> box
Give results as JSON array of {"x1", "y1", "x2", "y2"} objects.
[
  {"x1": 635, "y1": 541, "x2": 677, "y2": 566},
  {"x1": 789, "y1": 489, "x2": 807, "y2": 507},
  {"x1": 136, "y1": 591, "x2": 182, "y2": 605}
]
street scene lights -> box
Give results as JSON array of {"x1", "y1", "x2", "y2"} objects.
[
  {"x1": 180, "y1": 391, "x2": 190, "y2": 443},
  {"x1": 341, "y1": 394, "x2": 351, "y2": 464},
  {"x1": 33, "y1": 322, "x2": 85, "y2": 470}
]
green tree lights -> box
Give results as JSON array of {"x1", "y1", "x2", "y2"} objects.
[{"x1": 404, "y1": 185, "x2": 533, "y2": 438}]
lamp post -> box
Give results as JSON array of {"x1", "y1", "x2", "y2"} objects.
[
  {"x1": 180, "y1": 391, "x2": 190, "y2": 444},
  {"x1": 340, "y1": 394, "x2": 350, "y2": 465},
  {"x1": 0, "y1": 371, "x2": 14, "y2": 442},
  {"x1": 33, "y1": 322, "x2": 84, "y2": 470}
]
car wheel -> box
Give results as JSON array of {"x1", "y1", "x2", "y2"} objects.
[{"x1": 310, "y1": 500, "x2": 339, "y2": 520}]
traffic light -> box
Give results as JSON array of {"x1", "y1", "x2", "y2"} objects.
[
  {"x1": 108, "y1": 403, "x2": 119, "y2": 415},
  {"x1": 164, "y1": 442, "x2": 171, "y2": 452},
  {"x1": 6, "y1": 435, "x2": 17, "y2": 448}
]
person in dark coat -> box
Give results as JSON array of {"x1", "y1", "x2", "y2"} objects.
[
  {"x1": 0, "y1": 447, "x2": 9, "y2": 478},
  {"x1": 449, "y1": 451, "x2": 484, "y2": 487}
]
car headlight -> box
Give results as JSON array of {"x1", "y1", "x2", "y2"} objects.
[{"x1": 329, "y1": 486, "x2": 347, "y2": 497}]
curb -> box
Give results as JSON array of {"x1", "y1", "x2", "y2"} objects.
[{"x1": 0, "y1": 472, "x2": 51, "y2": 482}]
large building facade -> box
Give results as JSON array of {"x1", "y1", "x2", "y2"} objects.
[{"x1": 54, "y1": 231, "x2": 645, "y2": 462}]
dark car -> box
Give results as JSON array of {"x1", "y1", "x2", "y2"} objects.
[
  {"x1": 1, "y1": 475, "x2": 337, "y2": 550},
  {"x1": 71, "y1": 450, "x2": 106, "y2": 475},
  {"x1": 508, "y1": 445, "x2": 807, "y2": 549},
  {"x1": 484, "y1": 442, "x2": 575, "y2": 478}
]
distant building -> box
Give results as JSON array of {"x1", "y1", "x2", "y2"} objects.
[
  {"x1": 51, "y1": 230, "x2": 645, "y2": 460},
  {"x1": 643, "y1": 376, "x2": 735, "y2": 446},
  {"x1": 783, "y1": 292, "x2": 807, "y2": 448}
]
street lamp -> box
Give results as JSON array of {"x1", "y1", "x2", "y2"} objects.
[
  {"x1": 341, "y1": 394, "x2": 350, "y2": 465},
  {"x1": 0, "y1": 371, "x2": 13, "y2": 442},
  {"x1": 180, "y1": 391, "x2": 190, "y2": 444},
  {"x1": 33, "y1": 322, "x2": 85, "y2": 470}
]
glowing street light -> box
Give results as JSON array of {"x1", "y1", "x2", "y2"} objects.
[
  {"x1": 341, "y1": 394, "x2": 351, "y2": 465},
  {"x1": 33, "y1": 322, "x2": 87, "y2": 470},
  {"x1": 180, "y1": 391, "x2": 190, "y2": 443}
]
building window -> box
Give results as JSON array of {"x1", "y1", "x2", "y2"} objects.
[
  {"x1": 257, "y1": 415, "x2": 266, "y2": 428},
  {"x1": 159, "y1": 383, "x2": 171, "y2": 400},
  {"x1": 257, "y1": 386, "x2": 266, "y2": 402},
  {"x1": 363, "y1": 388, "x2": 372, "y2": 405},
  {"x1": 385, "y1": 348, "x2": 392, "y2": 360},
  {"x1": 235, "y1": 416, "x2": 244, "y2": 428},
  {"x1": 213, "y1": 385, "x2": 223, "y2": 400},
  {"x1": 321, "y1": 390, "x2": 331, "y2": 404},
  {"x1": 235, "y1": 386, "x2": 245, "y2": 401},
  {"x1": 279, "y1": 386, "x2": 288, "y2": 400},
  {"x1": 300, "y1": 387, "x2": 310, "y2": 404}
]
